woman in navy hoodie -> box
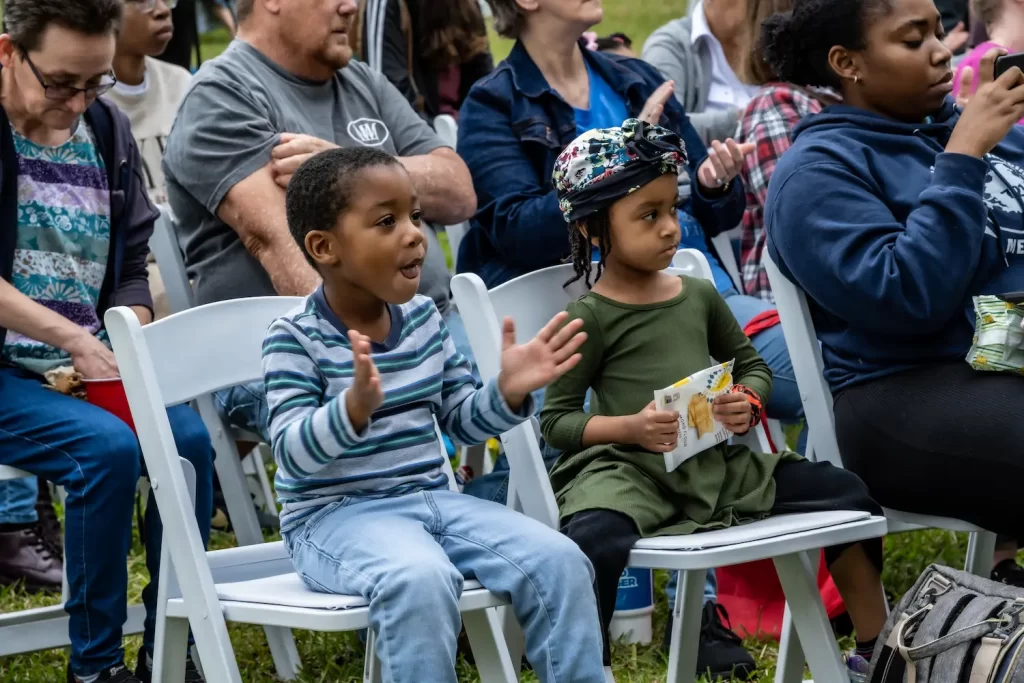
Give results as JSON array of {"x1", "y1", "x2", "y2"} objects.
[{"x1": 763, "y1": 0, "x2": 1024, "y2": 583}]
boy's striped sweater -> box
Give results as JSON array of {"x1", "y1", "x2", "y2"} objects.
[{"x1": 261, "y1": 287, "x2": 532, "y2": 532}]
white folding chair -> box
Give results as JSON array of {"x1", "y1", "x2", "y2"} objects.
[
  {"x1": 763, "y1": 252, "x2": 998, "y2": 683},
  {"x1": 452, "y1": 255, "x2": 889, "y2": 683},
  {"x1": 105, "y1": 298, "x2": 519, "y2": 683},
  {"x1": 149, "y1": 207, "x2": 279, "y2": 519},
  {"x1": 711, "y1": 228, "x2": 743, "y2": 292}
]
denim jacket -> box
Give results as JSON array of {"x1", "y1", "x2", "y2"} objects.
[{"x1": 456, "y1": 40, "x2": 745, "y2": 288}]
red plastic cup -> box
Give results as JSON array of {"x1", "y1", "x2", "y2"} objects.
[{"x1": 83, "y1": 377, "x2": 137, "y2": 434}]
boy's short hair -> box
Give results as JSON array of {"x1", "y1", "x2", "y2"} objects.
[
  {"x1": 3, "y1": 0, "x2": 122, "y2": 52},
  {"x1": 484, "y1": 0, "x2": 525, "y2": 39},
  {"x1": 285, "y1": 147, "x2": 402, "y2": 269}
]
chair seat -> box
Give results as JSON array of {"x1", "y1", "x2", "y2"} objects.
[
  {"x1": 165, "y1": 572, "x2": 505, "y2": 632},
  {"x1": 628, "y1": 511, "x2": 887, "y2": 571},
  {"x1": 0, "y1": 465, "x2": 31, "y2": 480},
  {"x1": 214, "y1": 572, "x2": 487, "y2": 610},
  {"x1": 633, "y1": 511, "x2": 871, "y2": 551}
]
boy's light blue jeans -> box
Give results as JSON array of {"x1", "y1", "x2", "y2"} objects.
[{"x1": 283, "y1": 489, "x2": 606, "y2": 683}]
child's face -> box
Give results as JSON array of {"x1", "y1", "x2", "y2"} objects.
[
  {"x1": 307, "y1": 164, "x2": 426, "y2": 305},
  {"x1": 600, "y1": 173, "x2": 682, "y2": 272}
]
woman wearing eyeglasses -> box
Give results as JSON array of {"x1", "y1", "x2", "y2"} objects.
[{"x1": 0, "y1": 1, "x2": 215, "y2": 681}]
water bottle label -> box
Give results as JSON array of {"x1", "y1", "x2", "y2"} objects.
[{"x1": 615, "y1": 568, "x2": 653, "y2": 612}]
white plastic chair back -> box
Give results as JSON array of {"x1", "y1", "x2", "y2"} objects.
[
  {"x1": 149, "y1": 206, "x2": 195, "y2": 314},
  {"x1": 711, "y1": 229, "x2": 743, "y2": 291},
  {"x1": 670, "y1": 248, "x2": 715, "y2": 281},
  {"x1": 762, "y1": 254, "x2": 844, "y2": 467},
  {"x1": 434, "y1": 114, "x2": 459, "y2": 149}
]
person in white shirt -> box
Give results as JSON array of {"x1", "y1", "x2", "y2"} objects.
[
  {"x1": 107, "y1": 0, "x2": 192, "y2": 320},
  {"x1": 642, "y1": 0, "x2": 756, "y2": 144}
]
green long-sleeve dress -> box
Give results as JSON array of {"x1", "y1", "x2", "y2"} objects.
[{"x1": 541, "y1": 276, "x2": 801, "y2": 537}]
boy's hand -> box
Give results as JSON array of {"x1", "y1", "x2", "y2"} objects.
[
  {"x1": 627, "y1": 401, "x2": 680, "y2": 453},
  {"x1": 713, "y1": 393, "x2": 752, "y2": 433},
  {"x1": 497, "y1": 312, "x2": 587, "y2": 412},
  {"x1": 345, "y1": 330, "x2": 384, "y2": 432}
]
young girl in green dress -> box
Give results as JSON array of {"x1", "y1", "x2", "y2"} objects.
[{"x1": 540, "y1": 118, "x2": 888, "y2": 679}]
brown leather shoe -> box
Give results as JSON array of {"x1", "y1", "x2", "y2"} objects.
[{"x1": 0, "y1": 526, "x2": 63, "y2": 593}]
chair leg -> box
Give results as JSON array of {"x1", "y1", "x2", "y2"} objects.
[
  {"x1": 774, "y1": 603, "x2": 807, "y2": 683},
  {"x1": 773, "y1": 552, "x2": 845, "y2": 683},
  {"x1": 196, "y1": 397, "x2": 300, "y2": 678},
  {"x1": 464, "y1": 608, "x2": 518, "y2": 683},
  {"x1": 152, "y1": 616, "x2": 189, "y2": 683},
  {"x1": 965, "y1": 530, "x2": 996, "y2": 578},
  {"x1": 254, "y1": 445, "x2": 278, "y2": 517},
  {"x1": 499, "y1": 605, "x2": 525, "y2": 675},
  {"x1": 666, "y1": 569, "x2": 706, "y2": 683},
  {"x1": 363, "y1": 630, "x2": 383, "y2": 683}
]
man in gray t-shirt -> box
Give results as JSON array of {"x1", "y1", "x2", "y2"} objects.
[{"x1": 162, "y1": 0, "x2": 477, "y2": 438}]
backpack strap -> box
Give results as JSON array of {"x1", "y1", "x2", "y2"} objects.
[{"x1": 398, "y1": 0, "x2": 424, "y2": 113}]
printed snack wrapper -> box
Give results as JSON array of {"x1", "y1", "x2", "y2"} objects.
[
  {"x1": 653, "y1": 360, "x2": 735, "y2": 472},
  {"x1": 967, "y1": 296, "x2": 1024, "y2": 374}
]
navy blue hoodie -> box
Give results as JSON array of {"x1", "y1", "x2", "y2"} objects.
[{"x1": 765, "y1": 98, "x2": 1024, "y2": 392}]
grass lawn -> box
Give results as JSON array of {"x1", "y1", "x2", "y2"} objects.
[{"x1": 0, "y1": 1, "x2": 998, "y2": 680}]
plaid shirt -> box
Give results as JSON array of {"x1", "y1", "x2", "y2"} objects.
[{"x1": 736, "y1": 84, "x2": 825, "y2": 301}]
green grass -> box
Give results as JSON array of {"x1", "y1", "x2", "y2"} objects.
[{"x1": 0, "y1": 2, "x2": 991, "y2": 680}]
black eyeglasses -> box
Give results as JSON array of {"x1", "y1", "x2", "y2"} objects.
[
  {"x1": 126, "y1": 0, "x2": 180, "y2": 13},
  {"x1": 21, "y1": 51, "x2": 117, "y2": 101}
]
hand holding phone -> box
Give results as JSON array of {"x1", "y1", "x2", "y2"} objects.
[
  {"x1": 995, "y1": 53, "x2": 1024, "y2": 82},
  {"x1": 948, "y1": 49, "x2": 1024, "y2": 158}
]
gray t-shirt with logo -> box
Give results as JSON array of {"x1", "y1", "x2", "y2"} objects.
[{"x1": 162, "y1": 40, "x2": 452, "y2": 312}]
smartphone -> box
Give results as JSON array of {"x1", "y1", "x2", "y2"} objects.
[
  {"x1": 994, "y1": 52, "x2": 1024, "y2": 81},
  {"x1": 997, "y1": 291, "x2": 1024, "y2": 305}
]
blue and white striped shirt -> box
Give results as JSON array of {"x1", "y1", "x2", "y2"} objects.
[{"x1": 262, "y1": 288, "x2": 531, "y2": 532}]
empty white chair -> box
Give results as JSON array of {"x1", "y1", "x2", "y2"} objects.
[
  {"x1": 105, "y1": 297, "x2": 519, "y2": 683},
  {"x1": 763, "y1": 252, "x2": 998, "y2": 683},
  {"x1": 452, "y1": 257, "x2": 889, "y2": 683}
]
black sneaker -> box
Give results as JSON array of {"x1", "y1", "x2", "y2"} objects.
[
  {"x1": 134, "y1": 646, "x2": 205, "y2": 683},
  {"x1": 663, "y1": 601, "x2": 757, "y2": 680},
  {"x1": 66, "y1": 661, "x2": 142, "y2": 683},
  {"x1": 992, "y1": 559, "x2": 1024, "y2": 588}
]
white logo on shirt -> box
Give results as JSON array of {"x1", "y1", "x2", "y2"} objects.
[
  {"x1": 982, "y1": 155, "x2": 1024, "y2": 246},
  {"x1": 346, "y1": 118, "x2": 390, "y2": 147}
]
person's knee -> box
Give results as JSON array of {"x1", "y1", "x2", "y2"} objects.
[
  {"x1": 564, "y1": 509, "x2": 637, "y2": 573},
  {"x1": 833, "y1": 466, "x2": 883, "y2": 516},
  {"x1": 81, "y1": 419, "x2": 142, "y2": 491},
  {"x1": 545, "y1": 530, "x2": 598, "y2": 586}
]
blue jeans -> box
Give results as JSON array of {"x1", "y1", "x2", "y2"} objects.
[
  {"x1": 0, "y1": 367, "x2": 214, "y2": 676},
  {"x1": 284, "y1": 489, "x2": 605, "y2": 683},
  {"x1": 215, "y1": 308, "x2": 478, "y2": 441},
  {"x1": 0, "y1": 472, "x2": 38, "y2": 525}
]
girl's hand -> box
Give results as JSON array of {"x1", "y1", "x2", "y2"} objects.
[
  {"x1": 713, "y1": 393, "x2": 753, "y2": 433},
  {"x1": 697, "y1": 139, "x2": 755, "y2": 192},
  {"x1": 345, "y1": 330, "x2": 384, "y2": 432},
  {"x1": 498, "y1": 313, "x2": 587, "y2": 412},
  {"x1": 948, "y1": 48, "x2": 1024, "y2": 158},
  {"x1": 626, "y1": 401, "x2": 680, "y2": 453}
]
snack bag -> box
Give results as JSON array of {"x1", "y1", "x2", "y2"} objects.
[
  {"x1": 967, "y1": 296, "x2": 1024, "y2": 374},
  {"x1": 654, "y1": 360, "x2": 735, "y2": 472}
]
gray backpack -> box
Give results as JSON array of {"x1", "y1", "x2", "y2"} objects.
[{"x1": 870, "y1": 565, "x2": 1024, "y2": 683}]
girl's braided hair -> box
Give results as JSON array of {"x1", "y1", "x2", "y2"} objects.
[{"x1": 566, "y1": 210, "x2": 612, "y2": 289}]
